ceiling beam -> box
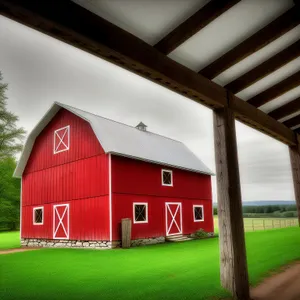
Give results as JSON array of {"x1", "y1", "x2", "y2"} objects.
[
  {"x1": 0, "y1": 0, "x2": 226, "y2": 109},
  {"x1": 225, "y1": 40, "x2": 300, "y2": 94},
  {"x1": 229, "y1": 94, "x2": 295, "y2": 145},
  {"x1": 247, "y1": 71, "x2": 300, "y2": 108},
  {"x1": 154, "y1": 0, "x2": 240, "y2": 55},
  {"x1": 199, "y1": 7, "x2": 300, "y2": 79},
  {"x1": 268, "y1": 97, "x2": 300, "y2": 120},
  {"x1": 0, "y1": 0, "x2": 296, "y2": 146},
  {"x1": 283, "y1": 114, "x2": 300, "y2": 128}
]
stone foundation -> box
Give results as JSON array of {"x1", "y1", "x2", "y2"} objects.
[
  {"x1": 21, "y1": 236, "x2": 165, "y2": 249},
  {"x1": 130, "y1": 236, "x2": 165, "y2": 247},
  {"x1": 21, "y1": 238, "x2": 114, "y2": 249}
]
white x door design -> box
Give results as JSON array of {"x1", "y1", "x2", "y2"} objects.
[
  {"x1": 53, "y1": 204, "x2": 69, "y2": 239},
  {"x1": 54, "y1": 125, "x2": 70, "y2": 154},
  {"x1": 165, "y1": 203, "x2": 182, "y2": 236}
]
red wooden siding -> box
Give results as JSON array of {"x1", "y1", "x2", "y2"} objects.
[
  {"x1": 111, "y1": 154, "x2": 213, "y2": 241},
  {"x1": 112, "y1": 194, "x2": 213, "y2": 240},
  {"x1": 111, "y1": 155, "x2": 212, "y2": 199},
  {"x1": 21, "y1": 108, "x2": 110, "y2": 241},
  {"x1": 22, "y1": 155, "x2": 108, "y2": 206},
  {"x1": 25, "y1": 109, "x2": 104, "y2": 174},
  {"x1": 22, "y1": 196, "x2": 110, "y2": 240}
]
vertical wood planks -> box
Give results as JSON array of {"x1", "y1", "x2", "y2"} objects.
[{"x1": 213, "y1": 106, "x2": 250, "y2": 299}]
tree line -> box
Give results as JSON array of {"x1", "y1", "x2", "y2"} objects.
[
  {"x1": 213, "y1": 204, "x2": 298, "y2": 218},
  {"x1": 0, "y1": 72, "x2": 25, "y2": 231}
]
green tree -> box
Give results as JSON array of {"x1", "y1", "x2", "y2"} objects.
[
  {"x1": 0, "y1": 72, "x2": 26, "y2": 159},
  {"x1": 0, "y1": 157, "x2": 20, "y2": 230}
]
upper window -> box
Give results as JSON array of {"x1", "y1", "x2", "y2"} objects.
[
  {"x1": 193, "y1": 205, "x2": 204, "y2": 222},
  {"x1": 54, "y1": 125, "x2": 70, "y2": 154},
  {"x1": 133, "y1": 203, "x2": 148, "y2": 224},
  {"x1": 162, "y1": 169, "x2": 173, "y2": 186},
  {"x1": 33, "y1": 207, "x2": 44, "y2": 225}
]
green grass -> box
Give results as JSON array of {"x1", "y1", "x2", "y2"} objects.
[
  {"x1": 1, "y1": 227, "x2": 300, "y2": 300},
  {"x1": 214, "y1": 216, "x2": 298, "y2": 233},
  {"x1": 0, "y1": 231, "x2": 21, "y2": 250}
]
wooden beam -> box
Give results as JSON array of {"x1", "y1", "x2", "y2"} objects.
[
  {"x1": 225, "y1": 40, "x2": 300, "y2": 94},
  {"x1": 268, "y1": 97, "x2": 300, "y2": 120},
  {"x1": 289, "y1": 134, "x2": 300, "y2": 225},
  {"x1": 0, "y1": 0, "x2": 297, "y2": 146},
  {"x1": 247, "y1": 71, "x2": 300, "y2": 108},
  {"x1": 199, "y1": 7, "x2": 300, "y2": 79},
  {"x1": 0, "y1": 0, "x2": 226, "y2": 109},
  {"x1": 213, "y1": 102, "x2": 249, "y2": 299},
  {"x1": 230, "y1": 95, "x2": 296, "y2": 145},
  {"x1": 283, "y1": 114, "x2": 300, "y2": 128},
  {"x1": 154, "y1": 0, "x2": 240, "y2": 55}
]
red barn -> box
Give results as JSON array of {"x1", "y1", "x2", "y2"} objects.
[{"x1": 14, "y1": 102, "x2": 214, "y2": 249}]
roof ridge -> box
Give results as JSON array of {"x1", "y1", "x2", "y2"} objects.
[{"x1": 56, "y1": 101, "x2": 184, "y2": 144}]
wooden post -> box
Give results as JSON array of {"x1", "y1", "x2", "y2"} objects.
[
  {"x1": 121, "y1": 218, "x2": 132, "y2": 248},
  {"x1": 213, "y1": 106, "x2": 250, "y2": 300},
  {"x1": 289, "y1": 134, "x2": 300, "y2": 226}
]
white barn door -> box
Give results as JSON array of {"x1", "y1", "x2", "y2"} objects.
[
  {"x1": 53, "y1": 204, "x2": 69, "y2": 239},
  {"x1": 165, "y1": 203, "x2": 182, "y2": 236}
]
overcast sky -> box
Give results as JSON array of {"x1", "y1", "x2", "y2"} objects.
[{"x1": 0, "y1": 15, "x2": 294, "y2": 202}]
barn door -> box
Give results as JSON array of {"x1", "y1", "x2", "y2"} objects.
[
  {"x1": 165, "y1": 203, "x2": 182, "y2": 236},
  {"x1": 53, "y1": 204, "x2": 69, "y2": 239}
]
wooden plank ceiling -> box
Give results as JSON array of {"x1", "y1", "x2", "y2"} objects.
[{"x1": 0, "y1": 0, "x2": 299, "y2": 145}]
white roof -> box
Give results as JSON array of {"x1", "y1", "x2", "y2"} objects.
[{"x1": 14, "y1": 102, "x2": 213, "y2": 177}]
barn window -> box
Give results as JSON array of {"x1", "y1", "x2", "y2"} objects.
[
  {"x1": 54, "y1": 125, "x2": 70, "y2": 154},
  {"x1": 133, "y1": 203, "x2": 148, "y2": 223},
  {"x1": 33, "y1": 207, "x2": 44, "y2": 225},
  {"x1": 193, "y1": 205, "x2": 204, "y2": 222},
  {"x1": 162, "y1": 169, "x2": 173, "y2": 186}
]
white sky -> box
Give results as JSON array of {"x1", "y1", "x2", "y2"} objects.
[{"x1": 0, "y1": 15, "x2": 294, "y2": 202}]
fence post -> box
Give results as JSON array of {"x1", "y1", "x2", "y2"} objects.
[
  {"x1": 121, "y1": 218, "x2": 132, "y2": 248},
  {"x1": 252, "y1": 219, "x2": 254, "y2": 231},
  {"x1": 272, "y1": 219, "x2": 274, "y2": 229},
  {"x1": 263, "y1": 220, "x2": 265, "y2": 230}
]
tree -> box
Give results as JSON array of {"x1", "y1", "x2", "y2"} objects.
[
  {"x1": 0, "y1": 72, "x2": 26, "y2": 159},
  {"x1": 0, "y1": 157, "x2": 20, "y2": 230}
]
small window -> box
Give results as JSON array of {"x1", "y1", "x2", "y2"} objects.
[
  {"x1": 193, "y1": 205, "x2": 204, "y2": 222},
  {"x1": 162, "y1": 169, "x2": 173, "y2": 186},
  {"x1": 54, "y1": 125, "x2": 70, "y2": 154},
  {"x1": 133, "y1": 203, "x2": 148, "y2": 224},
  {"x1": 33, "y1": 207, "x2": 44, "y2": 225}
]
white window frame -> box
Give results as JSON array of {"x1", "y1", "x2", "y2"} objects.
[
  {"x1": 133, "y1": 203, "x2": 148, "y2": 224},
  {"x1": 53, "y1": 125, "x2": 70, "y2": 154},
  {"x1": 33, "y1": 206, "x2": 44, "y2": 225},
  {"x1": 161, "y1": 169, "x2": 173, "y2": 186},
  {"x1": 193, "y1": 205, "x2": 204, "y2": 222}
]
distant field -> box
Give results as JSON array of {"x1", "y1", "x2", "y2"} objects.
[{"x1": 214, "y1": 216, "x2": 298, "y2": 233}]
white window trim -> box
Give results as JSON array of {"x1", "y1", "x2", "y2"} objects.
[
  {"x1": 33, "y1": 206, "x2": 44, "y2": 225},
  {"x1": 133, "y1": 202, "x2": 148, "y2": 224},
  {"x1": 193, "y1": 205, "x2": 204, "y2": 222},
  {"x1": 53, "y1": 125, "x2": 70, "y2": 154},
  {"x1": 161, "y1": 169, "x2": 173, "y2": 186}
]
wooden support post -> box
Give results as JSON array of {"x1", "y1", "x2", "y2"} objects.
[
  {"x1": 289, "y1": 135, "x2": 300, "y2": 226},
  {"x1": 213, "y1": 106, "x2": 250, "y2": 300},
  {"x1": 121, "y1": 218, "x2": 132, "y2": 248}
]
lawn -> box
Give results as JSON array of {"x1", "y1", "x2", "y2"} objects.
[
  {"x1": 1, "y1": 228, "x2": 300, "y2": 300},
  {"x1": 0, "y1": 231, "x2": 21, "y2": 250}
]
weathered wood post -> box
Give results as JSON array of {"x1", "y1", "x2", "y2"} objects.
[
  {"x1": 121, "y1": 218, "x2": 132, "y2": 248},
  {"x1": 213, "y1": 102, "x2": 250, "y2": 299},
  {"x1": 289, "y1": 134, "x2": 300, "y2": 226}
]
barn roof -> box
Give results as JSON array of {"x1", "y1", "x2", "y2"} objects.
[{"x1": 14, "y1": 102, "x2": 213, "y2": 177}]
